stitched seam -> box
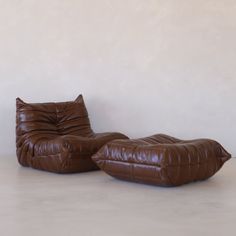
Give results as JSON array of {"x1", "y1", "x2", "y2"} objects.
[{"x1": 98, "y1": 158, "x2": 224, "y2": 168}]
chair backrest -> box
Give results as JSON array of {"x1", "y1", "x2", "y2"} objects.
[{"x1": 16, "y1": 95, "x2": 94, "y2": 141}]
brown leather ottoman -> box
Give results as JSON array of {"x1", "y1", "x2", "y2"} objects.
[{"x1": 92, "y1": 134, "x2": 231, "y2": 186}]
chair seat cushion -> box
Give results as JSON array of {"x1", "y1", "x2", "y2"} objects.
[
  {"x1": 92, "y1": 134, "x2": 231, "y2": 186},
  {"x1": 28, "y1": 132, "x2": 128, "y2": 173}
]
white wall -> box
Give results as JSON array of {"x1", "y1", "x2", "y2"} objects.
[{"x1": 0, "y1": 0, "x2": 235, "y2": 157}]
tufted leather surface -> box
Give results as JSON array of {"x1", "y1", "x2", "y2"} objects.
[
  {"x1": 92, "y1": 134, "x2": 231, "y2": 186},
  {"x1": 16, "y1": 95, "x2": 128, "y2": 173}
]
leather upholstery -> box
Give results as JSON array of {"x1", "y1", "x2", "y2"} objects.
[
  {"x1": 16, "y1": 95, "x2": 128, "y2": 173},
  {"x1": 92, "y1": 134, "x2": 231, "y2": 186}
]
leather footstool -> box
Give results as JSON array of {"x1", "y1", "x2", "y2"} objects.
[{"x1": 92, "y1": 134, "x2": 231, "y2": 186}]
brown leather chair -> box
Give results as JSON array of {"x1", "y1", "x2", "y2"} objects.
[{"x1": 16, "y1": 95, "x2": 128, "y2": 173}]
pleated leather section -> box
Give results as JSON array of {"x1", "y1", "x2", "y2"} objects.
[
  {"x1": 92, "y1": 134, "x2": 231, "y2": 186},
  {"x1": 16, "y1": 95, "x2": 128, "y2": 173}
]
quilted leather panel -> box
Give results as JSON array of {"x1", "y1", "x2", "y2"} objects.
[
  {"x1": 92, "y1": 134, "x2": 231, "y2": 186},
  {"x1": 16, "y1": 95, "x2": 128, "y2": 173}
]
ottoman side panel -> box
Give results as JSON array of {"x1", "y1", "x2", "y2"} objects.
[
  {"x1": 92, "y1": 142, "x2": 173, "y2": 186},
  {"x1": 164, "y1": 140, "x2": 231, "y2": 186}
]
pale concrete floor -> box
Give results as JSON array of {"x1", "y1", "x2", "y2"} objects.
[{"x1": 0, "y1": 157, "x2": 235, "y2": 236}]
